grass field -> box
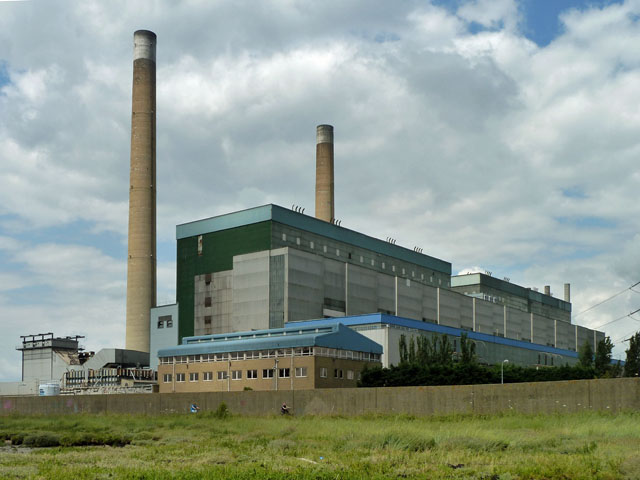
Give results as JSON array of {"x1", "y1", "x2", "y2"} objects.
[{"x1": 1, "y1": 409, "x2": 639, "y2": 479}]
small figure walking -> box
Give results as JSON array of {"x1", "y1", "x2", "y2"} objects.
[
  {"x1": 190, "y1": 403, "x2": 200, "y2": 413},
  {"x1": 280, "y1": 402, "x2": 290, "y2": 415}
]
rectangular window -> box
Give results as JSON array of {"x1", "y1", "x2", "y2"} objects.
[
  {"x1": 189, "y1": 372, "x2": 199, "y2": 382},
  {"x1": 176, "y1": 373, "x2": 185, "y2": 382},
  {"x1": 262, "y1": 369, "x2": 274, "y2": 379},
  {"x1": 232, "y1": 370, "x2": 242, "y2": 380},
  {"x1": 198, "y1": 235, "x2": 203, "y2": 255},
  {"x1": 205, "y1": 273, "x2": 211, "y2": 285},
  {"x1": 310, "y1": 241, "x2": 314, "y2": 249},
  {"x1": 320, "y1": 367, "x2": 328, "y2": 378},
  {"x1": 247, "y1": 369, "x2": 258, "y2": 379},
  {"x1": 166, "y1": 319, "x2": 173, "y2": 328},
  {"x1": 217, "y1": 371, "x2": 228, "y2": 380},
  {"x1": 203, "y1": 372, "x2": 213, "y2": 381},
  {"x1": 347, "y1": 370, "x2": 354, "y2": 380},
  {"x1": 157, "y1": 320, "x2": 164, "y2": 329},
  {"x1": 163, "y1": 374, "x2": 172, "y2": 383},
  {"x1": 334, "y1": 369, "x2": 343, "y2": 379},
  {"x1": 295, "y1": 367, "x2": 307, "y2": 377},
  {"x1": 204, "y1": 315, "x2": 212, "y2": 325},
  {"x1": 204, "y1": 296, "x2": 212, "y2": 307},
  {"x1": 282, "y1": 233, "x2": 287, "y2": 241},
  {"x1": 279, "y1": 368, "x2": 290, "y2": 378},
  {"x1": 296, "y1": 237, "x2": 300, "y2": 245}
]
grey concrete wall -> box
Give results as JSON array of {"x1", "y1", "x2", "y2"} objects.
[
  {"x1": 195, "y1": 270, "x2": 232, "y2": 335},
  {"x1": 232, "y1": 252, "x2": 270, "y2": 331},
  {"x1": 533, "y1": 314, "x2": 555, "y2": 347},
  {"x1": 150, "y1": 304, "x2": 179, "y2": 370},
  {"x1": 2, "y1": 378, "x2": 637, "y2": 417}
]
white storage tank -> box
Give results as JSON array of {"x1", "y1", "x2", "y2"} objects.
[{"x1": 38, "y1": 382, "x2": 60, "y2": 396}]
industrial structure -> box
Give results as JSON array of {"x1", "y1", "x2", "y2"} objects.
[
  {"x1": 159, "y1": 199, "x2": 603, "y2": 375},
  {"x1": 1, "y1": 29, "x2": 612, "y2": 398},
  {"x1": 126, "y1": 30, "x2": 157, "y2": 353},
  {"x1": 0, "y1": 333, "x2": 154, "y2": 396},
  {"x1": 315, "y1": 124, "x2": 334, "y2": 223},
  {"x1": 157, "y1": 322, "x2": 382, "y2": 393}
]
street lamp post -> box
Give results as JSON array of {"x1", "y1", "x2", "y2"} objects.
[{"x1": 501, "y1": 359, "x2": 509, "y2": 385}]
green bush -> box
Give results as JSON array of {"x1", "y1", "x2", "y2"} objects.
[
  {"x1": 23, "y1": 433, "x2": 61, "y2": 447},
  {"x1": 214, "y1": 402, "x2": 230, "y2": 419}
]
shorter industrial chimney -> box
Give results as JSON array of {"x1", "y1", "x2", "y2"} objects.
[
  {"x1": 315, "y1": 124, "x2": 334, "y2": 222},
  {"x1": 564, "y1": 283, "x2": 571, "y2": 303}
]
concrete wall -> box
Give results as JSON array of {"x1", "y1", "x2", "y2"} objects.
[
  {"x1": 150, "y1": 304, "x2": 179, "y2": 370},
  {"x1": 2, "y1": 378, "x2": 637, "y2": 417}
]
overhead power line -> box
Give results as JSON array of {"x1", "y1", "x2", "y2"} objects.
[
  {"x1": 589, "y1": 308, "x2": 640, "y2": 331},
  {"x1": 573, "y1": 281, "x2": 640, "y2": 317},
  {"x1": 611, "y1": 326, "x2": 640, "y2": 345}
]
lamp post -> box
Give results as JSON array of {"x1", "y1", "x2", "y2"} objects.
[{"x1": 501, "y1": 359, "x2": 509, "y2": 385}]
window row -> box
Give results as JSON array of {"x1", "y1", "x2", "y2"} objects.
[
  {"x1": 159, "y1": 348, "x2": 379, "y2": 364},
  {"x1": 162, "y1": 367, "x2": 308, "y2": 383},
  {"x1": 319, "y1": 368, "x2": 357, "y2": 380}
]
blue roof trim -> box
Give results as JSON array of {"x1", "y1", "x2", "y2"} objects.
[
  {"x1": 176, "y1": 204, "x2": 273, "y2": 240},
  {"x1": 176, "y1": 204, "x2": 451, "y2": 274},
  {"x1": 289, "y1": 313, "x2": 581, "y2": 358},
  {"x1": 157, "y1": 323, "x2": 382, "y2": 358}
]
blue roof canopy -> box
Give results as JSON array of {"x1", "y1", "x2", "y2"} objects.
[{"x1": 157, "y1": 322, "x2": 383, "y2": 358}]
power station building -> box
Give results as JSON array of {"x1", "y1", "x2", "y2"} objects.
[{"x1": 154, "y1": 202, "x2": 604, "y2": 376}]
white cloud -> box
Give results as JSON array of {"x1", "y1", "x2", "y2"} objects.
[{"x1": 457, "y1": 0, "x2": 520, "y2": 31}]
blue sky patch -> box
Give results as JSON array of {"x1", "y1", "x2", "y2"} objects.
[
  {"x1": 562, "y1": 186, "x2": 587, "y2": 199},
  {"x1": 520, "y1": 0, "x2": 624, "y2": 46},
  {"x1": 0, "y1": 61, "x2": 10, "y2": 89},
  {"x1": 556, "y1": 215, "x2": 616, "y2": 229},
  {"x1": 433, "y1": 0, "x2": 624, "y2": 46}
]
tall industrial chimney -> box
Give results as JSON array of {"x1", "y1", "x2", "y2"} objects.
[
  {"x1": 315, "y1": 124, "x2": 334, "y2": 222},
  {"x1": 126, "y1": 30, "x2": 157, "y2": 353}
]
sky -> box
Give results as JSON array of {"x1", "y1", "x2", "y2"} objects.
[{"x1": 1, "y1": 0, "x2": 639, "y2": 381}]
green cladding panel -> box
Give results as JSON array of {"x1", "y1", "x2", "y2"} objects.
[{"x1": 176, "y1": 221, "x2": 272, "y2": 341}]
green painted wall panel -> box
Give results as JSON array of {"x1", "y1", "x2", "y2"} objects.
[{"x1": 176, "y1": 221, "x2": 272, "y2": 342}]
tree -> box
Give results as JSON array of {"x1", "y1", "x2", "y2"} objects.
[
  {"x1": 460, "y1": 333, "x2": 476, "y2": 365},
  {"x1": 399, "y1": 334, "x2": 408, "y2": 365},
  {"x1": 594, "y1": 336, "x2": 614, "y2": 376},
  {"x1": 408, "y1": 336, "x2": 416, "y2": 365},
  {"x1": 623, "y1": 332, "x2": 640, "y2": 377},
  {"x1": 578, "y1": 341, "x2": 594, "y2": 368},
  {"x1": 436, "y1": 336, "x2": 452, "y2": 365}
]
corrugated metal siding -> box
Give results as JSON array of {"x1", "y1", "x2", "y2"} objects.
[
  {"x1": 269, "y1": 254, "x2": 285, "y2": 329},
  {"x1": 176, "y1": 221, "x2": 272, "y2": 342}
]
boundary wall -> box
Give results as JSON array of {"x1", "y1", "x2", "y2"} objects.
[{"x1": 1, "y1": 378, "x2": 638, "y2": 417}]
